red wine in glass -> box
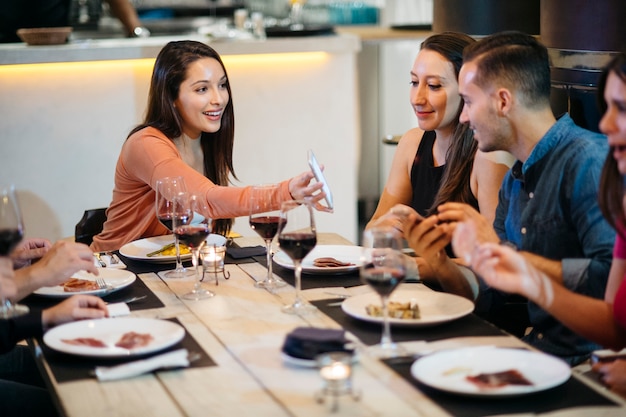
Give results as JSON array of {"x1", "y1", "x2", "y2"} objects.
[
  {"x1": 0, "y1": 184, "x2": 29, "y2": 318},
  {"x1": 361, "y1": 266, "x2": 405, "y2": 297},
  {"x1": 250, "y1": 215, "x2": 280, "y2": 240},
  {"x1": 0, "y1": 228, "x2": 23, "y2": 256},
  {"x1": 157, "y1": 214, "x2": 173, "y2": 231},
  {"x1": 277, "y1": 232, "x2": 317, "y2": 262},
  {"x1": 174, "y1": 225, "x2": 209, "y2": 249}
]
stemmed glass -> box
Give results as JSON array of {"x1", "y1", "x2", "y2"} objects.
[
  {"x1": 0, "y1": 184, "x2": 29, "y2": 318},
  {"x1": 278, "y1": 199, "x2": 317, "y2": 315},
  {"x1": 155, "y1": 177, "x2": 194, "y2": 278},
  {"x1": 289, "y1": 0, "x2": 307, "y2": 30},
  {"x1": 360, "y1": 227, "x2": 407, "y2": 358},
  {"x1": 173, "y1": 193, "x2": 214, "y2": 300},
  {"x1": 249, "y1": 184, "x2": 286, "y2": 290}
]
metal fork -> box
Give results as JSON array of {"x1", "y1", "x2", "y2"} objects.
[{"x1": 96, "y1": 277, "x2": 112, "y2": 292}]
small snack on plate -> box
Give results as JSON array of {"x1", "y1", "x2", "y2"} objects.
[
  {"x1": 115, "y1": 331, "x2": 154, "y2": 349},
  {"x1": 313, "y1": 257, "x2": 354, "y2": 267},
  {"x1": 63, "y1": 277, "x2": 100, "y2": 293},
  {"x1": 466, "y1": 369, "x2": 533, "y2": 389},
  {"x1": 61, "y1": 337, "x2": 107, "y2": 348},
  {"x1": 147, "y1": 243, "x2": 191, "y2": 257},
  {"x1": 366, "y1": 300, "x2": 420, "y2": 319}
]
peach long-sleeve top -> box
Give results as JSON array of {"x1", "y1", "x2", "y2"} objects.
[{"x1": 91, "y1": 127, "x2": 291, "y2": 251}]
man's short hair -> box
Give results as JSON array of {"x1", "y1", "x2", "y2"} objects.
[{"x1": 463, "y1": 31, "x2": 551, "y2": 107}]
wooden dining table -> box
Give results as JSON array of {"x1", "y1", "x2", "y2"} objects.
[{"x1": 24, "y1": 233, "x2": 626, "y2": 417}]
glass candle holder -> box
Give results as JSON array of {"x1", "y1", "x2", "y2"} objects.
[
  {"x1": 314, "y1": 352, "x2": 360, "y2": 412},
  {"x1": 201, "y1": 244, "x2": 230, "y2": 285}
]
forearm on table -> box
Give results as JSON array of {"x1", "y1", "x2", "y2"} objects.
[
  {"x1": 13, "y1": 266, "x2": 47, "y2": 301},
  {"x1": 544, "y1": 284, "x2": 626, "y2": 349},
  {"x1": 420, "y1": 256, "x2": 478, "y2": 301}
]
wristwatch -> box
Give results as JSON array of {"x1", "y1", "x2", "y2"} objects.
[{"x1": 130, "y1": 26, "x2": 151, "y2": 38}]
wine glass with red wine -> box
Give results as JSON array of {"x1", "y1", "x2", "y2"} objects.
[
  {"x1": 360, "y1": 227, "x2": 407, "y2": 358},
  {"x1": 155, "y1": 177, "x2": 194, "y2": 278},
  {"x1": 174, "y1": 193, "x2": 214, "y2": 300},
  {"x1": 0, "y1": 184, "x2": 29, "y2": 318},
  {"x1": 249, "y1": 184, "x2": 286, "y2": 290},
  {"x1": 277, "y1": 199, "x2": 317, "y2": 315}
]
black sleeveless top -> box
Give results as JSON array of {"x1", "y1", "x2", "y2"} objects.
[{"x1": 410, "y1": 131, "x2": 445, "y2": 216}]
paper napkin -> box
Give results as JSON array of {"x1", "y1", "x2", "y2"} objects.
[{"x1": 95, "y1": 348, "x2": 190, "y2": 381}]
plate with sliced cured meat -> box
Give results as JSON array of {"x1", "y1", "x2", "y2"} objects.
[
  {"x1": 410, "y1": 347, "x2": 571, "y2": 397},
  {"x1": 43, "y1": 318, "x2": 185, "y2": 357},
  {"x1": 273, "y1": 245, "x2": 363, "y2": 274},
  {"x1": 33, "y1": 269, "x2": 136, "y2": 298}
]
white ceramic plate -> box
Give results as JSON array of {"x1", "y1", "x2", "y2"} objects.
[
  {"x1": 341, "y1": 289, "x2": 474, "y2": 327},
  {"x1": 43, "y1": 317, "x2": 185, "y2": 358},
  {"x1": 273, "y1": 245, "x2": 363, "y2": 274},
  {"x1": 119, "y1": 234, "x2": 227, "y2": 263},
  {"x1": 410, "y1": 347, "x2": 571, "y2": 397},
  {"x1": 33, "y1": 269, "x2": 136, "y2": 298}
]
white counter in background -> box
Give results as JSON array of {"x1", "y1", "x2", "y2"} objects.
[{"x1": 0, "y1": 34, "x2": 361, "y2": 243}]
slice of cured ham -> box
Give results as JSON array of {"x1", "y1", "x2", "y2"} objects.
[
  {"x1": 115, "y1": 332, "x2": 154, "y2": 349},
  {"x1": 63, "y1": 277, "x2": 99, "y2": 293},
  {"x1": 466, "y1": 369, "x2": 533, "y2": 389},
  {"x1": 61, "y1": 337, "x2": 107, "y2": 348},
  {"x1": 313, "y1": 257, "x2": 354, "y2": 267}
]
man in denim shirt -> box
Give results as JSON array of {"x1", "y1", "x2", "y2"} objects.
[{"x1": 401, "y1": 31, "x2": 614, "y2": 366}]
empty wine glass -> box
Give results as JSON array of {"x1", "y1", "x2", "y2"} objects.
[
  {"x1": 173, "y1": 193, "x2": 214, "y2": 300},
  {"x1": 360, "y1": 227, "x2": 407, "y2": 358},
  {"x1": 278, "y1": 199, "x2": 317, "y2": 315},
  {"x1": 289, "y1": 0, "x2": 307, "y2": 30},
  {"x1": 0, "y1": 184, "x2": 29, "y2": 318},
  {"x1": 155, "y1": 177, "x2": 194, "y2": 278},
  {"x1": 249, "y1": 184, "x2": 286, "y2": 290}
]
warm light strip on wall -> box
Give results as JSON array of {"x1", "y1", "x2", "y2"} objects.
[{"x1": 0, "y1": 51, "x2": 329, "y2": 74}]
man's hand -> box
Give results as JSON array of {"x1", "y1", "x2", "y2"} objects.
[{"x1": 11, "y1": 238, "x2": 52, "y2": 269}]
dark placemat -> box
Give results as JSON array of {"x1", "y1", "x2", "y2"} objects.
[
  {"x1": 119, "y1": 243, "x2": 259, "y2": 276},
  {"x1": 311, "y1": 299, "x2": 504, "y2": 346},
  {"x1": 382, "y1": 355, "x2": 618, "y2": 417},
  {"x1": 38, "y1": 317, "x2": 216, "y2": 383},
  {"x1": 22, "y1": 274, "x2": 164, "y2": 312},
  {"x1": 258, "y1": 257, "x2": 364, "y2": 289}
]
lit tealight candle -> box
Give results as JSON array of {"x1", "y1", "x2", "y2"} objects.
[
  {"x1": 320, "y1": 361, "x2": 350, "y2": 382},
  {"x1": 201, "y1": 245, "x2": 225, "y2": 271}
]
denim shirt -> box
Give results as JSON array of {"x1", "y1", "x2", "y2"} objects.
[{"x1": 480, "y1": 114, "x2": 615, "y2": 365}]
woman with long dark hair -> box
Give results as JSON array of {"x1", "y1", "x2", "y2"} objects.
[
  {"x1": 367, "y1": 32, "x2": 513, "y2": 281},
  {"x1": 92, "y1": 41, "x2": 326, "y2": 251}
]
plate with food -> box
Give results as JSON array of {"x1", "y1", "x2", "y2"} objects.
[
  {"x1": 341, "y1": 288, "x2": 474, "y2": 327},
  {"x1": 273, "y1": 245, "x2": 363, "y2": 274},
  {"x1": 43, "y1": 317, "x2": 185, "y2": 358},
  {"x1": 119, "y1": 234, "x2": 226, "y2": 263},
  {"x1": 410, "y1": 347, "x2": 571, "y2": 397},
  {"x1": 33, "y1": 268, "x2": 136, "y2": 298}
]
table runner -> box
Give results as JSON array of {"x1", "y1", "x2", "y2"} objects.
[
  {"x1": 382, "y1": 355, "x2": 618, "y2": 417},
  {"x1": 23, "y1": 275, "x2": 164, "y2": 312},
  {"x1": 37, "y1": 318, "x2": 216, "y2": 383}
]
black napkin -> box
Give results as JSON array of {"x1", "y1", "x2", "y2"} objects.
[
  {"x1": 282, "y1": 327, "x2": 353, "y2": 360},
  {"x1": 226, "y1": 245, "x2": 266, "y2": 259}
]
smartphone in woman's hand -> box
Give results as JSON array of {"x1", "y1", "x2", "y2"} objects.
[{"x1": 308, "y1": 150, "x2": 333, "y2": 210}]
